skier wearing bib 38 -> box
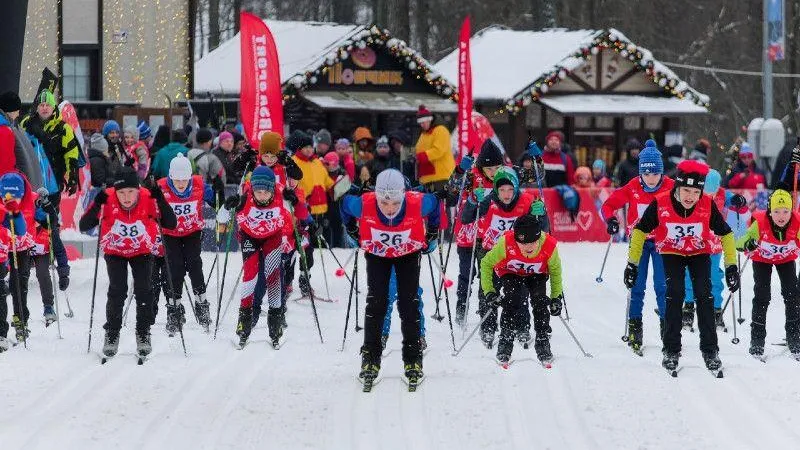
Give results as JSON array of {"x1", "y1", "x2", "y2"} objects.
[
  {"x1": 340, "y1": 169, "x2": 440, "y2": 390},
  {"x1": 625, "y1": 160, "x2": 739, "y2": 376}
]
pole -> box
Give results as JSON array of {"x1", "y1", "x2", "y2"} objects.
[
  {"x1": 427, "y1": 253, "x2": 444, "y2": 321},
  {"x1": 762, "y1": 0, "x2": 773, "y2": 120},
  {"x1": 87, "y1": 203, "x2": 103, "y2": 353},
  {"x1": 158, "y1": 224, "x2": 187, "y2": 356},
  {"x1": 452, "y1": 307, "x2": 496, "y2": 357},
  {"x1": 596, "y1": 238, "x2": 613, "y2": 283},
  {"x1": 339, "y1": 250, "x2": 358, "y2": 352},
  {"x1": 45, "y1": 214, "x2": 62, "y2": 339},
  {"x1": 316, "y1": 234, "x2": 335, "y2": 303},
  {"x1": 558, "y1": 315, "x2": 593, "y2": 358},
  {"x1": 621, "y1": 290, "x2": 631, "y2": 342},
  {"x1": 8, "y1": 218, "x2": 27, "y2": 348},
  {"x1": 354, "y1": 251, "x2": 362, "y2": 332}
]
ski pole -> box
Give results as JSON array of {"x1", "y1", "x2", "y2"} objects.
[
  {"x1": 63, "y1": 291, "x2": 74, "y2": 318},
  {"x1": 438, "y1": 231, "x2": 457, "y2": 352},
  {"x1": 121, "y1": 284, "x2": 134, "y2": 327},
  {"x1": 622, "y1": 290, "x2": 631, "y2": 342},
  {"x1": 213, "y1": 224, "x2": 233, "y2": 339},
  {"x1": 8, "y1": 217, "x2": 27, "y2": 348},
  {"x1": 87, "y1": 199, "x2": 104, "y2": 353},
  {"x1": 44, "y1": 212, "x2": 62, "y2": 339},
  {"x1": 354, "y1": 251, "x2": 362, "y2": 332},
  {"x1": 219, "y1": 265, "x2": 243, "y2": 324},
  {"x1": 427, "y1": 253, "x2": 444, "y2": 321},
  {"x1": 596, "y1": 238, "x2": 613, "y2": 283},
  {"x1": 730, "y1": 286, "x2": 740, "y2": 344},
  {"x1": 291, "y1": 206, "x2": 323, "y2": 343},
  {"x1": 721, "y1": 254, "x2": 751, "y2": 315},
  {"x1": 320, "y1": 236, "x2": 354, "y2": 284},
  {"x1": 157, "y1": 223, "x2": 187, "y2": 357},
  {"x1": 429, "y1": 255, "x2": 455, "y2": 289},
  {"x1": 462, "y1": 203, "x2": 484, "y2": 336},
  {"x1": 184, "y1": 281, "x2": 200, "y2": 325},
  {"x1": 435, "y1": 165, "x2": 474, "y2": 300},
  {"x1": 452, "y1": 306, "x2": 495, "y2": 357},
  {"x1": 558, "y1": 315, "x2": 593, "y2": 357},
  {"x1": 316, "y1": 234, "x2": 335, "y2": 303},
  {"x1": 339, "y1": 250, "x2": 358, "y2": 352},
  {"x1": 736, "y1": 253, "x2": 744, "y2": 325}
]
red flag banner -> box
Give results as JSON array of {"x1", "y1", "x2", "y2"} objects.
[
  {"x1": 240, "y1": 12, "x2": 284, "y2": 149},
  {"x1": 457, "y1": 16, "x2": 473, "y2": 162}
]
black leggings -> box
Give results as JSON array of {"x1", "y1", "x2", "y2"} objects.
[{"x1": 751, "y1": 261, "x2": 800, "y2": 346}]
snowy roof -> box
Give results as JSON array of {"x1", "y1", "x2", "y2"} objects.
[
  {"x1": 434, "y1": 26, "x2": 710, "y2": 111},
  {"x1": 539, "y1": 94, "x2": 708, "y2": 115},
  {"x1": 194, "y1": 21, "x2": 362, "y2": 94}
]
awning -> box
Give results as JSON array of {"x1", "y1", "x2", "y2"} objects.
[
  {"x1": 539, "y1": 94, "x2": 708, "y2": 116},
  {"x1": 300, "y1": 90, "x2": 457, "y2": 113}
]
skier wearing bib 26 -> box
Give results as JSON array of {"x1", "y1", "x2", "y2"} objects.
[
  {"x1": 601, "y1": 140, "x2": 673, "y2": 352},
  {"x1": 157, "y1": 153, "x2": 226, "y2": 334},
  {"x1": 340, "y1": 169, "x2": 440, "y2": 387},
  {"x1": 480, "y1": 214, "x2": 562, "y2": 365},
  {"x1": 462, "y1": 166, "x2": 545, "y2": 349},
  {"x1": 625, "y1": 160, "x2": 738, "y2": 374},
  {"x1": 736, "y1": 188, "x2": 800, "y2": 360},
  {"x1": 223, "y1": 165, "x2": 293, "y2": 349},
  {"x1": 79, "y1": 167, "x2": 178, "y2": 359}
]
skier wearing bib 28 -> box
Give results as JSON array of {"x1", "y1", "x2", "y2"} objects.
[
  {"x1": 340, "y1": 169, "x2": 440, "y2": 389},
  {"x1": 79, "y1": 167, "x2": 178, "y2": 359},
  {"x1": 625, "y1": 160, "x2": 739, "y2": 375},
  {"x1": 480, "y1": 214, "x2": 562, "y2": 365},
  {"x1": 601, "y1": 140, "x2": 673, "y2": 353}
]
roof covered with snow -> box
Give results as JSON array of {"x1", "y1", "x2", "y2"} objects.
[{"x1": 539, "y1": 94, "x2": 707, "y2": 115}]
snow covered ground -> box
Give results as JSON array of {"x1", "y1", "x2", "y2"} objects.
[{"x1": 2, "y1": 243, "x2": 800, "y2": 449}]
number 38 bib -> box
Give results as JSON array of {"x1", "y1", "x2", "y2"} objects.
[
  {"x1": 359, "y1": 192, "x2": 426, "y2": 258},
  {"x1": 652, "y1": 192, "x2": 713, "y2": 255}
]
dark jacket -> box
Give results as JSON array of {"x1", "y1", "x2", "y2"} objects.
[
  {"x1": 88, "y1": 148, "x2": 111, "y2": 188},
  {"x1": 613, "y1": 157, "x2": 639, "y2": 187}
]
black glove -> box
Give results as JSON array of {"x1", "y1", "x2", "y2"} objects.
[
  {"x1": 224, "y1": 194, "x2": 243, "y2": 211},
  {"x1": 624, "y1": 262, "x2": 638, "y2": 289},
  {"x1": 93, "y1": 190, "x2": 108, "y2": 206},
  {"x1": 549, "y1": 294, "x2": 564, "y2": 316},
  {"x1": 742, "y1": 238, "x2": 758, "y2": 252},
  {"x1": 485, "y1": 291, "x2": 501, "y2": 308},
  {"x1": 142, "y1": 176, "x2": 163, "y2": 200},
  {"x1": 730, "y1": 193, "x2": 747, "y2": 209},
  {"x1": 434, "y1": 189, "x2": 448, "y2": 200},
  {"x1": 66, "y1": 163, "x2": 79, "y2": 196},
  {"x1": 606, "y1": 217, "x2": 619, "y2": 235},
  {"x1": 212, "y1": 175, "x2": 225, "y2": 195},
  {"x1": 308, "y1": 221, "x2": 322, "y2": 240},
  {"x1": 792, "y1": 145, "x2": 800, "y2": 164},
  {"x1": 282, "y1": 188, "x2": 299, "y2": 206},
  {"x1": 346, "y1": 222, "x2": 359, "y2": 242},
  {"x1": 277, "y1": 150, "x2": 292, "y2": 166},
  {"x1": 725, "y1": 265, "x2": 740, "y2": 292},
  {"x1": 57, "y1": 265, "x2": 70, "y2": 291},
  {"x1": 36, "y1": 194, "x2": 56, "y2": 215}
]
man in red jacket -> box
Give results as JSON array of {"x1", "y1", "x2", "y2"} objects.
[
  {"x1": 540, "y1": 131, "x2": 574, "y2": 187},
  {"x1": 727, "y1": 143, "x2": 766, "y2": 189}
]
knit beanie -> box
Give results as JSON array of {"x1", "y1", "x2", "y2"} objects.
[
  {"x1": 259, "y1": 131, "x2": 283, "y2": 155},
  {"x1": 674, "y1": 160, "x2": 709, "y2": 190},
  {"x1": 477, "y1": 139, "x2": 504, "y2": 168},
  {"x1": 137, "y1": 120, "x2": 152, "y2": 140},
  {"x1": 513, "y1": 214, "x2": 541, "y2": 244},
  {"x1": 219, "y1": 131, "x2": 234, "y2": 143},
  {"x1": 114, "y1": 167, "x2": 140, "y2": 190},
  {"x1": 102, "y1": 120, "x2": 121, "y2": 136},
  {"x1": 37, "y1": 89, "x2": 56, "y2": 108},
  {"x1": 375, "y1": 169, "x2": 406, "y2": 202},
  {"x1": 90, "y1": 133, "x2": 108, "y2": 153},
  {"x1": 314, "y1": 129, "x2": 332, "y2": 146},
  {"x1": 739, "y1": 143, "x2": 754, "y2": 157},
  {"x1": 592, "y1": 159, "x2": 605, "y2": 173},
  {"x1": 169, "y1": 153, "x2": 193, "y2": 180},
  {"x1": 493, "y1": 166, "x2": 519, "y2": 193},
  {"x1": 250, "y1": 165, "x2": 276, "y2": 192},
  {"x1": 0, "y1": 91, "x2": 22, "y2": 113},
  {"x1": 123, "y1": 125, "x2": 140, "y2": 141},
  {"x1": 416, "y1": 105, "x2": 433, "y2": 123},
  {"x1": 323, "y1": 152, "x2": 340, "y2": 166},
  {"x1": 0, "y1": 172, "x2": 25, "y2": 200},
  {"x1": 638, "y1": 139, "x2": 664, "y2": 175},
  {"x1": 286, "y1": 130, "x2": 313, "y2": 152},
  {"x1": 770, "y1": 189, "x2": 792, "y2": 211}
]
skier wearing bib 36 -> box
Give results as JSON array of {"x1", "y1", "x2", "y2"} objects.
[{"x1": 625, "y1": 160, "x2": 739, "y2": 376}]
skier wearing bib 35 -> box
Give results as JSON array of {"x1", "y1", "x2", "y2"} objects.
[{"x1": 625, "y1": 160, "x2": 739, "y2": 376}]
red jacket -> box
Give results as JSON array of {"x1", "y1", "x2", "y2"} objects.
[{"x1": 601, "y1": 176, "x2": 675, "y2": 235}]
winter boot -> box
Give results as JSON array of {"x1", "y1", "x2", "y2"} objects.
[
  {"x1": 135, "y1": 329, "x2": 152, "y2": 357},
  {"x1": 236, "y1": 307, "x2": 254, "y2": 346},
  {"x1": 404, "y1": 357, "x2": 424, "y2": 381},
  {"x1": 267, "y1": 307, "x2": 284, "y2": 347},
  {"x1": 496, "y1": 335, "x2": 514, "y2": 364},
  {"x1": 534, "y1": 336, "x2": 553, "y2": 362},
  {"x1": 749, "y1": 341, "x2": 765, "y2": 358},
  {"x1": 714, "y1": 307, "x2": 726, "y2": 329},
  {"x1": 299, "y1": 273, "x2": 313, "y2": 298},
  {"x1": 662, "y1": 350, "x2": 680, "y2": 371},
  {"x1": 516, "y1": 330, "x2": 533, "y2": 349},
  {"x1": 102, "y1": 330, "x2": 120, "y2": 357},
  {"x1": 702, "y1": 351, "x2": 722, "y2": 371},
  {"x1": 682, "y1": 302, "x2": 695, "y2": 329},
  {"x1": 786, "y1": 321, "x2": 800, "y2": 358},
  {"x1": 627, "y1": 318, "x2": 643, "y2": 350},
  {"x1": 419, "y1": 336, "x2": 427, "y2": 352},
  {"x1": 43, "y1": 305, "x2": 57, "y2": 325},
  {"x1": 194, "y1": 294, "x2": 211, "y2": 329},
  {"x1": 11, "y1": 315, "x2": 29, "y2": 343},
  {"x1": 165, "y1": 302, "x2": 186, "y2": 336},
  {"x1": 480, "y1": 330, "x2": 495, "y2": 349},
  {"x1": 0, "y1": 336, "x2": 10, "y2": 353},
  {"x1": 359, "y1": 350, "x2": 380, "y2": 381}
]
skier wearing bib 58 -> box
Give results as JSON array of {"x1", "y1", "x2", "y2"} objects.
[{"x1": 625, "y1": 160, "x2": 739, "y2": 375}]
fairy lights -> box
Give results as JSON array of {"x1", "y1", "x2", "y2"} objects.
[{"x1": 21, "y1": 0, "x2": 59, "y2": 99}]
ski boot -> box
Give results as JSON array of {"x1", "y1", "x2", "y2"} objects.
[
  {"x1": 454, "y1": 303, "x2": 466, "y2": 327},
  {"x1": 496, "y1": 336, "x2": 513, "y2": 367},
  {"x1": 749, "y1": 340, "x2": 765, "y2": 360},
  {"x1": 281, "y1": 304, "x2": 288, "y2": 328},
  {"x1": 359, "y1": 351, "x2": 381, "y2": 391},
  {"x1": 380, "y1": 334, "x2": 389, "y2": 351},
  {"x1": 11, "y1": 315, "x2": 29, "y2": 343},
  {"x1": 702, "y1": 351, "x2": 723, "y2": 376},
  {"x1": 480, "y1": 330, "x2": 495, "y2": 349},
  {"x1": 267, "y1": 307, "x2": 284, "y2": 349},
  {"x1": 165, "y1": 302, "x2": 186, "y2": 336},
  {"x1": 299, "y1": 274, "x2": 314, "y2": 298},
  {"x1": 662, "y1": 350, "x2": 680, "y2": 372},
  {"x1": 235, "y1": 307, "x2": 254, "y2": 349},
  {"x1": 135, "y1": 329, "x2": 152, "y2": 357},
  {"x1": 403, "y1": 358, "x2": 424, "y2": 391},
  {"x1": 517, "y1": 330, "x2": 532, "y2": 349},
  {"x1": 627, "y1": 318, "x2": 644, "y2": 355},
  {"x1": 102, "y1": 330, "x2": 120, "y2": 358},
  {"x1": 787, "y1": 328, "x2": 800, "y2": 360},
  {"x1": 682, "y1": 302, "x2": 695, "y2": 331},
  {"x1": 0, "y1": 336, "x2": 10, "y2": 353},
  {"x1": 659, "y1": 319, "x2": 666, "y2": 340},
  {"x1": 419, "y1": 336, "x2": 427, "y2": 352},
  {"x1": 194, "y1": 294, "x2": 212, "y2": 330},
  {"x1": 714, "y1": 307, "x2": 726, "y2": 330},
  {"x1": 43, "y1": 305, "x2": 57, "y2": 326},
  {"x1": 534, "y1": 337, "x2": 553, "y2": 363}
]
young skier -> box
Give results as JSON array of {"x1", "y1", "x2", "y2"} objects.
[
  {"x1": 79, "y1": 167, "x2": 177, "y2": 360},
  {"x1": 157, "y1": 153, "x2": 225, "y2": 334},
  {"x1": 736, "y1": 189, "x2": 800, "y2": 360},
  {"x1": 340, "y1": 169, "x2": 440, "y2": 390},
  {"x1": 624, "y1": 160, "x2": 739, "y2": 375},
  {"x1": 0, "y1": 202, "x2": 18, "y2": 351},
  {"x1": 601, "y1": 140, "x2": 673, "y2": 354},
  {"x1": 462, "y1": 167, "x2": 545, "y2": 348},
  {"x1": 480, "y1": 214, "x2": 562, "y2": 365},
  {"x1": 31, "y1": 222, "x2": 57, "y2": 326},
  {"x1": 222, "y1": 165, "x2": 293, "y2": 349}
]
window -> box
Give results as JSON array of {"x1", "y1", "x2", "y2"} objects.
[{"x1": 63, "y1": 55, "x2": 91, "y2": 101}]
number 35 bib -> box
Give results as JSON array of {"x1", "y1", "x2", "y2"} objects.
[{"x1": 653, "y1": 193, "x2": 713, "y2": 255}]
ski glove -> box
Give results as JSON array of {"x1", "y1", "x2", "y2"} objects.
[
  {"x1": 423, "y1": 231, "x2": 438, "y2": 254},
  {"x1": 66, "y1": 162, "x2": 79, "y2": 196},
  {"x1": 792, "y1": 145, "x2": 800, "y2": 164},
  {"x1": 549, "y1": 294, "x2": 563, "y2": 316},
  {"x1": 725, "y1": 265, "x2": 740, "y2": 293},
  {"x1": 472, "y1": 187, "x2": 487, "y2": 204},
  {"x1": 93, "y1": 190, "x2": 108, "y2": 206},
  {"x1": 527, "y1": 141, "x2": 543, "y2": 158},
  {"x1": 345, "y1": 222, "x2": 360, "y2": 247},
  {"x1": 741, "y1": 238, "x2": 758, "y2": 252},
  {"x1": 459, "y1": 155, "x2": 474, "y2": 173},
  {"x1": 485, "y1": 291, "x2": 501, "y2": 308},
  {"x1": 277, "y1": 150, "x2": 292, "y2": 166},
  {"x1": 282, "y1": 188, "x2": 299, "y2": 206},
  {"x1": 530, "y1": 199, "x2": 545, "y2": 216},
  {"x1": 730, "y1": 193, "x2": 747, "y2": 209},
  {"x1": 606, "y1": 217, "x2": 619, "y2": 235},
  {"x1": 623, "y1": 262, "x2": 638, "y2": 289},
  {"x1": 223, "y1": 194, "x2": 245, "y2": 211},
  {"x1": 35, "y1": 194, "x2": 56, "y2": 215}
]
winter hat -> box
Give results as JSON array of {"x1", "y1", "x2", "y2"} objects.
[
  {"x1": 114, "y1": 167, "x2": 140, "y2": 190},
  {"x1": 477, "y1": 139, "x2": 504, "y2": 168},
  {"x1": 0, "y1": 91, "x2": 22, "y2": 113},
  {"x1": 387, "y1": 130, "x2": 411, "y2": 146},
  {"x1": 695, "y1": 139, "x2": 711, "y2": 155},
  {"x1": 259, "y1": 131, "x2": 283, "y2": 155},
  {"x1": 513, "y1": 214, "x2": 542, "y2": 244},
  {"x1": 102, "y1": 120, "x2": 121, "y2": 136},
  {"x1": 219, "y1": 131, "x2": 234, "y2": 143},
  {"x1": 625, "y1": 137, "x2": 642, "y2": 152},
  {"x1": 285, "y1": 129, "x2": 313, "y2": 152},
  {"x1": 493, "y1": 166, "x2": 519, "y2": 193},
  {"x1": 335, "y1": 138, "x2": 351, "y2": 148},
  {"x1": 353, "y1": 127, "x2": 374, "y2": 143},
  {"x1": 171, "y1": 129, "x2": 188, "y2": 144},
  {"x1": 169, "y1": 153, "x2": 193, "y2": 180},
  {"x1": 739, "y1": 143, "x2": 754, "y2": 157},
  {"x1": 232, "y1": 131, "x2": 246, "y2": 145},
  {"x1": 704, "y1": 169, "x2": 721, "y2": 194},
  {"x1": 375, "y1": 168, "x2": 406, "y2": 202},
  {"x1": 574, "y1": 166, "x2": 592, "y2": 183},
  {"x1": 0, "y1": 172, "x2": 25, "y2": 200},
  {"x1": 416, "y1": 105, "x2": 433, "y2": 123},
  {"x1": 770, "y1": 189, "x2": 792, "y2": 211},
  {"x1": 250, "y1": 165, "x2": 276, "y2": 192},
  {"x1": 638, "y1": 139, "x2": 664, "y2": 175},
  {"x1": 89, "y1": 133, "x2": 108, "y2": 153},
  {"x1": 195, "y1": 128, "x2": 213, "y2": 146},
  {"x1": 545, "y1": 131, "x2": 563, "y2": 146},
  {"x1": 376, "y1": 136, "x2": 390, "y2": 149},
  {"x1": 137, "y1": 120, "x2": 152, "y2": 140},
  {"x1": 674, "y1": 160, "x2": 709, "y2": 190},
  {"x1": 592, "y1": 159, "x2": 606, "y2": 173},
  {"x1": 323, "y1": 152, "x2": 340, "y2": 166},
  {"x1": 37, "y1": 89, "x2": 56, "y2": 107},
  {"x1": 123, "y1": 125, "x2": 140, "y2": 141},
  {"x1": 314, "y1": 129, "x2": 332, "y2": 146}
]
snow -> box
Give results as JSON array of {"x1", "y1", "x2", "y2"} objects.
[
  {"x1": 435, "y1": 27, "x2": 599, "y2": 101},
  {"x1": 539, "y1": 94, "x2": 708, "y2": 115},
  {"x1": 3, "y1": 244, "x2": 800, "y2": 449},
  {"x1": 301, "y1": 90, "x2": 457, "y2": 113},
  {"x1": 194, "y1": 21, "x2": 362, "y2": 94}
]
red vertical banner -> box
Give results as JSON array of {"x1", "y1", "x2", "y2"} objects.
[
  {"x1": 240, "y1": 12, "x2": 284, "y2": 149},
  {"x1": 457, "y1": 16, "x2": 473, "y2": 162}
]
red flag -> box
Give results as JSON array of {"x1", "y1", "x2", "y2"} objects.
[
  {"x1": 457, "y1": 16, "x2": 473, "y2": 162},
  {"x1": 240, "y1": 12, "x2": 284, "y2": 149}
]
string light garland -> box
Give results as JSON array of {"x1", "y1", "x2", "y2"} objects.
[
  {"x1": 21, "y1": 0, "x2": 59, "y2": 99},
  {"x1": 281, "y1": 25, "x2": 457, "y2": 102}
]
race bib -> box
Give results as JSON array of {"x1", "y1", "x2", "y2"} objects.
[
  {"x1": 370, "y1": 229, "x2": 411, "y2": 248},
  {"x1": 489, "y1": 215, "x2": 517, "y2": 233},
  {"x1": 505, "y1": 259, "x2": 543, "y2": 274},
  {"x1": 665, "y1": 223, "x2": 703, "y2": 240},
  {"x1": 111, "y1": 220, "x2": 146, "y2": 239},
  {"x1": 248, "y1": 207, "x2": 280, "y2": 221},
  {"x1": 171, "y1": 201, "x2": 198, "y2": 217},
  {"x1": 759, "y1": 241, "x2": 797, "y2": 257}
]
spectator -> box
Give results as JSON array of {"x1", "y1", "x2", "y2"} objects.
[
  {"x1": 188, "y1": 128, "x2": 226, "y2": 184},
  {"x1": 388, "y1": 129, "x2": 415, "y2": 179},
  {"x1": 516, "y1": 153, "x2": 538, "y2": 188},
  {"x1": 592, "y1": 159, "x2": 612, "y2": 187},
  {"x1": 353, "y1": 126, "x2": 375, "y2": 164},
  {"x1": 290, "y1": 129, "x2": 334, "y2": 216},
  {"x1": 334, "y1": 138, "x2": 355, "y2": 181},
  {"x1": 151, "y1": 130, "x2": 189, "y2": 179},
  {"x1": 612, "y1": 137, "x2": 641, "y2": 187},
  {"x1": 0, "y1": 91, "x2": 41, "y2": 187},
  {"x1": 150, "y1": 124, "x2": 171, "y2": 155},
  {"x1": 323, "y1": 151, "x2": 346, "y2": 247},
  {"x1": 727, "y1": 143, "x2": 766, "y2": 189},
  {"x1": 663, "y1": 144, "x2": 683, "y2": 177},
  {"x1": 314, "y1": 129, "x2": 332, "y2": 157},
  {"x1": 137, "y1": 120, "x2": 153, "y2": 149},
  {"x1": 212, "y1": 131, "x2": 242, "y2": 185},
  {"x1": 541, "y1": 130, "x2": 575, "y2": 187},
  {"x1": 688, "y1": 138, "x2": 711, "y2": 162},
  {"x1": 368, "y1": 135, "x2": 401, "y2": 175},
  {"x1": 123, "y1": 125, "x2": 150, "y2": 180},
  {"x1": 414, "y1": 104, "x2": 454, "y2": 192},
  {"x1": 102, "y1": 120, "x2": 130, "y2": 169},
  {"x1": 573, "y1": 166, "x2": 593, "y2": 188},
  {"x1": 84, "y1": 132, "x2": 112, "y2": 225}
]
